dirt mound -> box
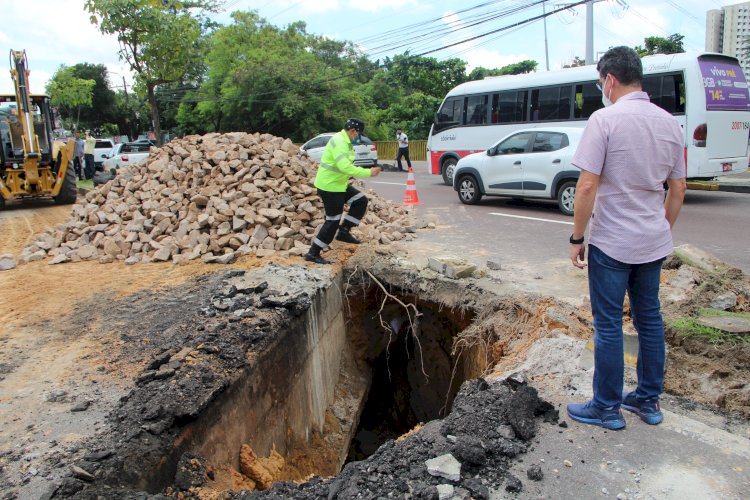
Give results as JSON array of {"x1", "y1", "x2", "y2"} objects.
[
  {"x1": 18, "y1": 132, "x2": 417, "y2": 265},
  {"x1": 241, "y1": 378, "x2": 557, "y2": 499}
]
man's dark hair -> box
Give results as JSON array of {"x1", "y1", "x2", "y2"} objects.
[{"x1": 596, "y1": 46, "x2": 643, "y2": 86}]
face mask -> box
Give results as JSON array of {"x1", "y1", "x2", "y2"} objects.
[{"x1": 601, "y1": 75, "x2": 614, "y2": 107}]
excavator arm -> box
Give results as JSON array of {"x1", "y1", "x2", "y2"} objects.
[{"x1": 0, "y1": 49, "x2": 76, "y2": 206}]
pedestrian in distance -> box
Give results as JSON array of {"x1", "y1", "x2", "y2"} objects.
[
  {"x1": 73, "y1": 130, "x2": 84, "y2": 180},
  {"x1": 83, "y1": 130, "x2": 96, "y2": 180},
  {"x1": 395, "y1": 128, "x2": 411, "y2": 172},
  {"x1": 305, "y1": 118, "x2": 382, "y2": 265},
  {"x1": 566, "y1": 46, "x2": 687, "y2": 430}
]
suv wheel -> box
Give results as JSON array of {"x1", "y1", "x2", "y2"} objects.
[
  {"x1": 441, "y1": 157, "x2": 457, "y2": 185},
  {"x1": 457, "y1": 175, "x2": 482, "y2": 205},
  {"x1": 557, "y1": 180, "x2": 576, "y2": 216}
]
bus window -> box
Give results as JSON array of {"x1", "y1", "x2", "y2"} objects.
[
  {"x1": 660, "y1": 74, "x2": 685, "y2": 114},
  {"x1": 494, "y1": 91, "x2": 526, "y2": 123},
  {"x1": 574, "y1": 82, "x2": 602, "y2": 119},
  {"x1": 536, "y1": 86, "x2": 572, "y2": 120},
  {"x1": 642, "y1": 76, "x2": 661, "y2": 107},
  {"x1": 465, "y1": 94, "x2": 489, "y2": 125},
  {"x1": 435, "y1": 97, "x2": 463, "y2": 131}
]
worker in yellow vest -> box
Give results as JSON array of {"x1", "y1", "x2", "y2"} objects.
[{"x1": 305, "y1": 118, "x2": 382, "y2": 264}]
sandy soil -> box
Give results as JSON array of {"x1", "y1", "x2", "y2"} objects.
[{"x1": 1, "y1": 201, "x2": 749, "y2": 498}]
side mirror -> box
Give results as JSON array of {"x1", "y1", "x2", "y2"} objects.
[{"x1": 487, "y1": 147, "x2": 495, "y2": 156}]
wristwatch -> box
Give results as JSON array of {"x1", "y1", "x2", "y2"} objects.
[{"x1": 569, "y1": 234, "x2": 585, "y2": 245}]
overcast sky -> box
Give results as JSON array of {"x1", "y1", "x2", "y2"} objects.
[{"x1": 0, "y1": 0, "x2": 737, "y2": 95}]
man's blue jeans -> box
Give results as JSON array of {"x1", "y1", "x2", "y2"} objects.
[{"x1": 588, "y1": 244, "x2": 666, "y2": 409}]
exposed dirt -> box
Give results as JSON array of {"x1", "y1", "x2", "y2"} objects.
[{"x1": 1, "y1": 203, "x2": 749, "y2": 499}]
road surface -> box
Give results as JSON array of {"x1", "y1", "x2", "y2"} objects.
[{"x1": 363, "y1": 162, "x2": 750, "y2": 273}]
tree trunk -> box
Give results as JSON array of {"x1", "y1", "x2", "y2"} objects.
[{"x1": 147, "y1": 83, "x2": 162, "y2": 146}]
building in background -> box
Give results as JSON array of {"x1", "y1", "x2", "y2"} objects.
[{"x1": 706, "y1": 1, "x2": 750, "y2": 74}]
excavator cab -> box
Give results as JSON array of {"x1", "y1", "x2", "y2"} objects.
[
  {"x1": 0, "y1": 95, "x2": 54, "y2": 166},
  {"x1": 0, "y1": 50, "x2": 76, "y2": 209}
]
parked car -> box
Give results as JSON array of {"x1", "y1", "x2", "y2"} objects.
[
  {"x1": 300, "y1": 133, "x2": 378, "y2": 167},
  {"x1": 93, "y1": 139, "x2": 115, "y2": 169},
  {"x1": 101, "y1": 142, "x2": 152, "y2": 171},
  {"x1": 452, "y1": 127, "x2": 584, "y2": 215}
]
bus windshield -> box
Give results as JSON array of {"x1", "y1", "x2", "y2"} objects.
[{"x1": 699, "y1": 56, "x2": 750, "y2": 111}]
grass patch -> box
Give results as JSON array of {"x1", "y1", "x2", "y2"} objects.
[
  {"x1": 698, "y1": 308, "x2": 750, "y2": 321},
  {"x1": 670, "y1": 250, "x2": 706, "y2": 272},
  {"x1": 77, "y1": 180, "x2": 94, "y2": 189},
  {"x1": 669, "y1": 317, "x2": 750, "y2": 346}
]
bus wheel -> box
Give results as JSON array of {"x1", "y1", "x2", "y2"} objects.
[
  {"x1": 457, "y1": 175, "x2": 482, "y2": 205},
  {"x1": 442, "y1": 158, "x2": 457, "y2": 185},
  {"x1": 557, "y1": 181, "x2": 576, "y2": 216}
]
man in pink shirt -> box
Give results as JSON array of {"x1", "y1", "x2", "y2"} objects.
[{"x1": 567, "y1": 46, "x2": 687, "y2": 430}]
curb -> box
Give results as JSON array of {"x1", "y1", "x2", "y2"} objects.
[{"x1": 686, "y1": 181, "x2": 750, "y2": 194}]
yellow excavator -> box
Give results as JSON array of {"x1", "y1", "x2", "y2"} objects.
[{"x1": 0, "y1": 49, "x2": 76, "y2": 209}]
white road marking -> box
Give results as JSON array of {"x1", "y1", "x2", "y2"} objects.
[
  {"x1": 367, "y1": 181, "x2": 406, "y2": 186},
  {"x1": 488, "y1": 212, "x2": 574, "y2": 225}
]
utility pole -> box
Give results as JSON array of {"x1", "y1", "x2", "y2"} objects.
[
  {"x1": 585, "y1": 0, "x2": 594, "y2": 65},
  {"x1": 543, "y1": 1, "x2": 550, "y2": 71}
]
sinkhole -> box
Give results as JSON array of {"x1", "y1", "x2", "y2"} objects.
[{"x1": 141, "y1": 271, "x2": 483, "y2": 495}]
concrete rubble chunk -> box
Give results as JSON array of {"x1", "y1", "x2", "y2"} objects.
[
  {"x1": 695, "y1": 315, "x2": 750, "y2": 334},
  {"x1": 710, "y1": 292, "x2": 738, "y2": 311},
  {"x1": 426, "y1": 453, "x2": 461, "y2": 482},
  {"x1": 436, "y1": 484, "x2": 455, "y2": 499},
  {"x1": 20, "y1": 131, "x2": 427, "y2": 264},
  {"x1": 428, "y1": 256, "x2": 477, "y2": 279},
  {"x1": 0, "y1": 258, "x2": 17, "y2": 271}
]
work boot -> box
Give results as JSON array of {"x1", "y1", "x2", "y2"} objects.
[
  {"x1": 336, "y1": 227, "x2": 361, "y2": 244},
  {"x1": 304, "y1": 247, "x2": 330, "y2": 265}
]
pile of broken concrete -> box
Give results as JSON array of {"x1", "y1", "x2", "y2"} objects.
[{"x1": 20, "y1": 132, "x2": 418, "y2": 265}]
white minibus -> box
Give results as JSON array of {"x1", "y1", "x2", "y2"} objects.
[{"x1": 428, "y1": 52, "x2": 750, "y2": 185}]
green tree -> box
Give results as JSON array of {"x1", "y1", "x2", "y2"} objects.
[
  {"x1": 634, "y1": 34, "x2": 685, "y2": 56},
  {"x1": 178, "y1": 11, "x2": 370, "y2": 141},
  {"x1": 563, "y1": 56, "x2": 586, "y2": 68},
  {"x1": 381, "y1": 54, "x2": 467, "y2": 100},
  {"x1": 498, "y1": 60, "x2": 538, "y2": 75},
  {"x1": 467, "y1": 60, "x2": 538, "y2": 81},
  {"x1": 85, "y1": 0, "x2": 219, "y2": 144},
  {"x1": 45, "y1": 66, "x2": 95, "y2": 130}
]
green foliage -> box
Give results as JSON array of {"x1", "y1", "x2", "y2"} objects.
[
  {"x1": 697, "y1": 308, "x2": 750, "y2": 321},
  {"x1": 467, "y1": 60, "x2": 539, "y2": 81},
  {"x1": 669, "y1": 316, "x2": 750, "y2": 346},
  {"x1": 45, "y1": 66, "x2": 95, "y2": 129},
  {"x1": 634, "y1": 34, "x2": 685, "y2": 57},
  {"x1": 85, "y1": 0, "x2": 219, "y2": 143},
  {"x1": 563, "y1": 56, "x2": 586, "y2": 68},
  {"x1": 178, "y1": 11, "x2": 372, "y2": 141}
]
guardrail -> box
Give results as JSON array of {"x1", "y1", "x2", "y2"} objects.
[
  {"x1": 375, "y1": 140, "x2": 427, "y2": 162},
  {"x1": 294, "y1": 140, "x2": 429, "y2": 162}
]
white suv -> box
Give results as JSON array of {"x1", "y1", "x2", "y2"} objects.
[
  {"x1": 300, "y1": 133, "x2": 378, "y2": 167},
  {"x1": 102, "y1": 142, "x2": 151, "y2": 170},
  {"x1": 452, "y1": 127, "x2": 584, "y2": 215},
  {"x1": 93, "y1": 139, "x2": 115, "y2": 169}
]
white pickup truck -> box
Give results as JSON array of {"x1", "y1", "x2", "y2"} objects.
[{"x1": 101, "y1": 142, "x2": 152, "y2": 171}]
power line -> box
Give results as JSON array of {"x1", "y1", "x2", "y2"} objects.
[
  {"x1": 169, "y1": 0, "x2": 591, "y2": 106},
  {"x1": 361, "y1": 1, "x2": 547, "y2": 58}
]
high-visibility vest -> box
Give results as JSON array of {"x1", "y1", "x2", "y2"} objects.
[{"x1": 314, "y1": 130, "x2": 373, "y2": 192}]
